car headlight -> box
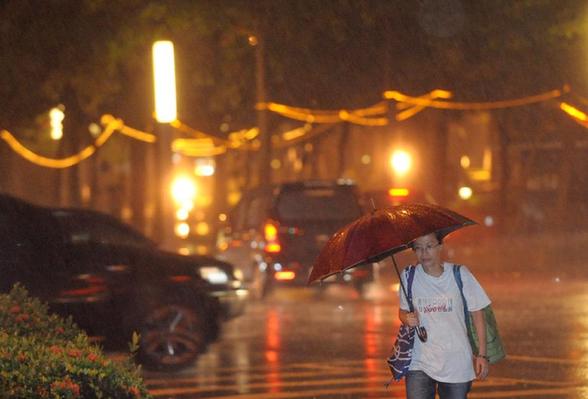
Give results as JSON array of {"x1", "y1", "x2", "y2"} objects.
[
  {"x1": 198, "y1": 266, "x2": 229, "y2": 284},
  {"x1": 233, "y1": 268, "x2": 244, "y2": 281}
]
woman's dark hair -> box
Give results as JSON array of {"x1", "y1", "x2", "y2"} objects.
[
  {"x1": 435, "y1": 232, "x2": 444, "y2": 244},
  {"x1": 409, "y1": 232, "x2": 444, "y2": 249}
]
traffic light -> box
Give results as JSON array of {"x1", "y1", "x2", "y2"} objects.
[{"x1": 49, "y1": 106, "x2": 65, "y2": 140}]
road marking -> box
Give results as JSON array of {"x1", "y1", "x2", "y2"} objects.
[
  {"x1": 506, "y1": 354, "x2": 584, "y2": 365},
  {"x1": 468, "y1": 387, "x2": 584, "y2": 398},
  {"x1": 149, "y1": 383, "x2": 405, "y2": 398},
  {"x1": 149, "y1": 384, "x2": 586, "y2": 399},
  {"x1": 370, "y1": 387, "x2": 585, "y2": 399},
  {"x1": 145, "y1": 357, "x2": 587, "y2": 398},
  {"x1": 146, "y1": 376, "x2": 574, "y2": 392}
]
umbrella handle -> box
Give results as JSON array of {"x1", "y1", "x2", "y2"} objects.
[
  {"x1": 416, "y1": 326, "x2": 428, "y2": 342},
  {"x1": 391, "y1": 255, "x2": 429, "y2": 343}
]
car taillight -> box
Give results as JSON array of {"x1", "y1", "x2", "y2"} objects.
[
  {"x1": 351, "y1": 269, "x2": 370, "y2": 277},
  {"x1": 264, "y1": 220, "x2": 281, "y2": 253},
  {"x1": 388, "y1": 187, "x2": 410, "y2": 198},
  {"x1": 275, "y1": 271, "x2": 296, "y2": 280},
  {"x1": 60, "y1": 275, "x2": 107, "y2": 297},
  {"x1": 169, "y1": 275, "x2": 192, "y2": 283},
  {"x1": 388, "y1": 187, "x2": 410, "y2": 204}
]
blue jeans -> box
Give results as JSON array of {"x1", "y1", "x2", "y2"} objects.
[{"x1": 406, "y1": 370, "x2": 472, "y2": 399}]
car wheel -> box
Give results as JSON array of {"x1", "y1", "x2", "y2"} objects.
[{"x1": 138, "y1": 303, "x2": 207, "y2": 371}]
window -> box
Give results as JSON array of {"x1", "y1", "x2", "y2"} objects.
[
  {"x1": 53, "y1": 211, "x2": 153, "y2": 248},
  {"x1": 276, "y1": 186, "x2": 361, "y2": 222}
]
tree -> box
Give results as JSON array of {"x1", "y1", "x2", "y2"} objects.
[{"x1": 2, "y1": 0, "x2": 587, "y2": 211}]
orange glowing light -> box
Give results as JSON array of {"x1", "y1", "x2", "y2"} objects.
[
  {"x1": 274, "y1": 271, "x2": 295, "y2": 281},
  {"x1": 388, "y1": 187, "x2": 410, "y2": 197}
]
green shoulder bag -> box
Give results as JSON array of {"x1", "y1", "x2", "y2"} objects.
[{"x1": 453, "y1": 265, "x2": 506, "y2": 364}]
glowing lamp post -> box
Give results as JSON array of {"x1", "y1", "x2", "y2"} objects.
[
  {"x1": 152, "y1": 40, "x2": 177, "y2": 247},
  {"x1": 390, "y1": 149, "x2": 412, "y2": 179},
  {"x1": 152, "y1": 41, "x2": 177, "y2": 123},
  {"x1": 49, "y1": 106, "x2": 65, "y2": 140}
]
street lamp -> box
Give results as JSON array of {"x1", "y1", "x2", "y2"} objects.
[
  {"x1": 152, "y1": 40, "x2": 177, "y2": 248},
  {"x1": 49, "y1": 105, "x2": 65, "y2": 140},
  {"x1": 152, "y1": 41, "x2": 177, "y2": 123},
  {"x1": 390, "y1": 149, "x2": 412, "y2": 178}
]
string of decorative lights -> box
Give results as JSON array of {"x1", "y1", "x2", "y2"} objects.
[
  {"x1": 383, "y1": 87, "x2": 567, "y2": 110},
  {"x1": 2, "y1": 85, "x2": 587, "y2": 169},
  {"x1": 0, "y1": 120, "x2": 117, "y2": 169}
]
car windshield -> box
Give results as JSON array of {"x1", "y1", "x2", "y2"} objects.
[{"x1": 276, "y1": 187, "x2": 361, "y2": 222}]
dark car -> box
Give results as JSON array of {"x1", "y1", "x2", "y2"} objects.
[
  {"x1": 216, "y1": 180, "x2": 371, "y2": 297},
  {"x1": 49, "y1": 208, "x2": 248, "y2": 321},
  {"x1": 0, "y1": 194, "x2": 247, "y2": 371}
]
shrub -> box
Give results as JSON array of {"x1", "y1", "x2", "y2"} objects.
[{"x1": 0, "y1": 284, "x2": 151, "y2": 398}]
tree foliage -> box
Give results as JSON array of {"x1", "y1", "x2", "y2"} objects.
[{"x1": 1, "y1": 0, "x2": 587, "y2": 136}]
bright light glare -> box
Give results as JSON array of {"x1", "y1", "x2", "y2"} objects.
[
  {"x1": 175, "y1": 222, "x2": 190, "y2": 238},
  {"x1": 460, "y1": 155, "x2": 471, "y2": 169},
  {"x1": 152, "y1": 41, "x2": 177, "y2": 123},
  {"x1": 49, "y1": 107, "x2": 65, "y2": 140},
  {"x1": 171, "y1": 176, "x2": 197, "y2": 206},
  {"x1": 484, "y1": 215, "x2": 494, "y2": 227},
  {"x1": 389, "y1": 187, "x2": 410, "y2": 197},
  {"x1": 458, "y1": 186, "x2": 473, "y2": 200},
  {"x1": 176, "y1": 208, "x2": 189, "y2": 221},
  {"x1": 390, "y1": 150, "x2": 412, "y2": 176},
  {"x1": 560, "y1": 102, "x2": 587, "y2": 121},
  {"x1": 194, "y1": 159, "x2": 215, "y2": 176},
  {"x1": 199, "y1": 266, "x2": 229, "y2": 284},
  {"x1": 195, "y1": 222, "x2": 209, "y2": 236}
]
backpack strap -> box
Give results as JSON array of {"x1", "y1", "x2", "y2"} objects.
[
  {"x1": 452, "y1": 264, "x2": 471, "y2": 326},
  {"x1": 405, "y1": 265, "x2": 417, "y2": 312}
]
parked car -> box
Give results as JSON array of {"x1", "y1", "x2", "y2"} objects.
[
  {"x1": 0, "y1": 193, "x2": 247, "y2": 371},
  {"x1": 216, "y1": 180, "x2": 372, "y2": 298}
]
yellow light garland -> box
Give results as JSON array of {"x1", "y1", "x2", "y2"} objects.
[
  {"x1": 384, "y1": 87, "x2": 566, "y2": 110},
  {"x1": 101, "y1": 115, "x2": 156, "y2": 143},
  {"x1": 257, "y1": 101, "x2": 389, "y2": 125},
  {"x1": 3, "y1": 85, "x2": 585, "y2": 169},
  {"x1": 0, "y1": 122, "x2": 116, "y2": 169},
  {"x1": 559, "y1": 102, "x2": 587, "y2": 121}
]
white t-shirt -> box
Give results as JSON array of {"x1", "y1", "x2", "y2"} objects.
[{"x1": 399, "y1": 262, "x2": 491, "y2": 383}]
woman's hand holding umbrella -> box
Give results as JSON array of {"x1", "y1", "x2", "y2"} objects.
[
  {"x1": 399, "y1": 308, "x2": 428, "y2": 342},
  {"x1": 403, "y1": 311, "x2": 419, "y2": 327}
]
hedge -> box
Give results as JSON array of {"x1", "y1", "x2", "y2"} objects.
[{"x1": 0, "y1": 284, "x2": 151, "y2": 398}]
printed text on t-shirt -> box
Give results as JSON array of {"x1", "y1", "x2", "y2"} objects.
[{"x1": 416, "y1": 297, "x2": 454, "y2": 314}]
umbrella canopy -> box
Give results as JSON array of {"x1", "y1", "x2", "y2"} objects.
[{"x1": 307, "y1": 203, "x2": 476, "y2": 284}]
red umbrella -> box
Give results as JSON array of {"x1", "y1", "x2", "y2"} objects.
[{"x1": 307, "y1": 203, "x2": 476, "y2": 342}]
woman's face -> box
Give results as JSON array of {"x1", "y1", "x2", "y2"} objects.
[{"x1": 412, "y1": 233, "x2": 442, "y2": 268}]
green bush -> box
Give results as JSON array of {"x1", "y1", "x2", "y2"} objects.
[{"x1": 0, "y1": 284, "x2": 151, "y2": 398}]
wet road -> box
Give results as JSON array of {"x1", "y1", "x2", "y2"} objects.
[{"x1": 141, "y1": 265, "x2": 588, "y2": 399}]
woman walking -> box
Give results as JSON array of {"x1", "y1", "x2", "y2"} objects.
[{"x1": 399, "y1": 232, "x2": 491, "y2": 399}]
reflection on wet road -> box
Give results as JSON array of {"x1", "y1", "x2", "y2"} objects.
[{"x1": 142, "y1": 277, "x2": 588, "y2": 398}]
